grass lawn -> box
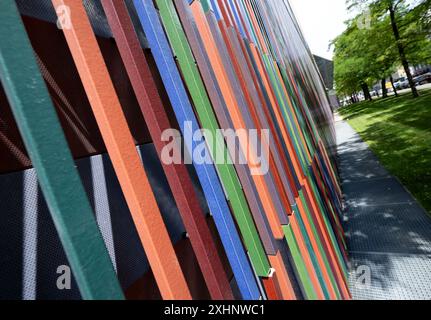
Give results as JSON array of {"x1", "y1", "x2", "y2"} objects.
[{"x1": 339, "y1": 89, "x2": 431, "y2": 214}]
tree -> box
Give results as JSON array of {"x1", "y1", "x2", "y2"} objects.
[
  {"x1": 333, "y1": 23, "x2": 370, "y2": 99},
  {"x1": 389, "y1": 1, "x2": 418, "y2": 96},
  {"x1": 362, "y1": 11, "x2": 399, "y2": 97},
  {"x1": 400, "y1": 1, "x2": 431, "y2": 65},
  {"x1": 347, "y1": 0, "x2": 431, "y2": 97},
  {"x1": 333, "y1": 12, "x2": 398, "y2": 100}
]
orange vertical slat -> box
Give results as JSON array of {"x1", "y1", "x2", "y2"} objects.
[
  {"x1": 296, "y1": 197, "x2": 338, "y2": 299},
  {"x1": 268, "y1": 253, "x2": 297, "y2": 300},
  {"x1": 191, "y1": 2, "x2": 284, "y2": 239},
  {"x1": 52, "y1": 0, "x2": 191, "y2": 300},
  {"x1": 290, "y1": 215, "x2": 325, "y2": 300}
]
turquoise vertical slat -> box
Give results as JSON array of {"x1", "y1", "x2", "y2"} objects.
[{"x1": 0, "y1": 1, "x2": 124, "y2": 300}]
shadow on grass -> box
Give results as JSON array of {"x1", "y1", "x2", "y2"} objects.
[{"x1": 339, "y1": 90, "x2": 431, "y2": 214}]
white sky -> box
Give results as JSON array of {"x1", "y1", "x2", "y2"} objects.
[{"x1": 290, "y1": 0, "x2": 353, "y2": 60}]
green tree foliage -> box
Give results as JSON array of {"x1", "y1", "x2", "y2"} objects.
[
  {"x1": 401, "y1": 0, "x2": 431, "y2": 65},
  {"x1": 334, "y1": 0, "x2": 431, "y2": 99},
  {"x1": 333, "y1": 23, "x2": 367, "y2": 97},
  {"x1": 334, "y1": 12, "x2": 397, "y2": 98}
]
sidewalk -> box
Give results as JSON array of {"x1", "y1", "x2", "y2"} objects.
[{"x1": 335, "y1": 115, "x2": 431, "y2": 300}]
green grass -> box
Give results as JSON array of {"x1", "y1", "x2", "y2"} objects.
[{"x1": 339, "y1": 89, "x2": 431, "y2": 214}]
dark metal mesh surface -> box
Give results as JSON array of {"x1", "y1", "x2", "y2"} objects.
[
  {"x1": 0, "y1": 143, "x2": 210, "y2": 299},
  {"x1": 336, "y1": 119, "x2": 431, "y2": 300},
  {"x1": 16, "y1": 0, "x2": 149, "y2": 47}
]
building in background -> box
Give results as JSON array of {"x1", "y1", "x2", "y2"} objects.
[{"x1": 313, "y1": 55, "x2": 340, "y2": 109}]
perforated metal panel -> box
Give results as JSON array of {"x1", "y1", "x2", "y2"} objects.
[
  {"x1": 16, "y1": 0, "x2": 149, "y2": 47},
  {"x1": 349, "y1": 253, "x2": 431, "y2": 300},
  {"x1": 345, "y1": 204, "x2": 431, "y2": 255},
  {"x1": 337, "y1": 119, "x2": 431, "y2": 300},
  {"x1": 0, "y1": 143, "x2": 210, "y2": 299}
]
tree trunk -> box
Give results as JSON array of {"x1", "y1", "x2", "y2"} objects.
[
  {"x1": 381, "y1": 79, "x2": 388, "y2": 98},
  {"x1": 390, "y1": 75, "x2": 399, "y2": 97},
  {"x1": 389, "y1": 5, "x2": 418, "y2": 97},
  {"x1": 361, "y1": 83, "x2": 372, "y2": 101}
]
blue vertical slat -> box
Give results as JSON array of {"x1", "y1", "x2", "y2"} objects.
[{"x1": 132, "y1": 0, "x2": 260, "y2": 300}]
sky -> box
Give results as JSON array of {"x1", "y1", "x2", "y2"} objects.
[{"x1": 290, "y1": 0, "x2": 353, "y2": 60}]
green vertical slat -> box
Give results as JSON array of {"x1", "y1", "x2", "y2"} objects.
[
  {"x1": 200, "y1": 0, "x2": 212, "y2": 13},
  {"x1": 279, "y1": 65, "x2": 318, "y2": 157},
  {"x1": 156, "y1": 0, "x2": 270, "y2": 276},
  {"x1": 239, "y1": 0, "x2": 261, "y2": 52},
  {"x1": 292, "y1": 201, "x2": 330, "y2": 300},
  {"x1": 267, "y1": 58, "x2": 310, "y2": 167},
  {"x1": 0, "y1": 1, "x2": 124, "y2": 300},
  {"x1": 283, "y1": 225, "x2": 317, "y2": 300},
  {"x1": 307, "y1": 173, "x2": 349, "y2": 278},
  {"x1": 297, "y1": 192, "x2": 341, "y2": 299},
  {"x1": 279, "y1": 66, "x2": 316, "y2": 157},
  {"x1": 261, "y1": 55, "x2": 308, "y2": 172}
]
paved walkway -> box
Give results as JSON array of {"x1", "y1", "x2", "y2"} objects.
[{"x1": 335, "y1": 116, "x2": 431, "y2": 300}]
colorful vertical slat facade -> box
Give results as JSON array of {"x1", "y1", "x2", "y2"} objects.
[
  {"x1": 0, "y1": 0, "x2": 350, "y2": 300},
  {"x1": 51, "y1": 0, "x2": 191, "y2": 300},
  {"x1": 0, "y1": 0, "x2": 123, "y2": 300}
]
